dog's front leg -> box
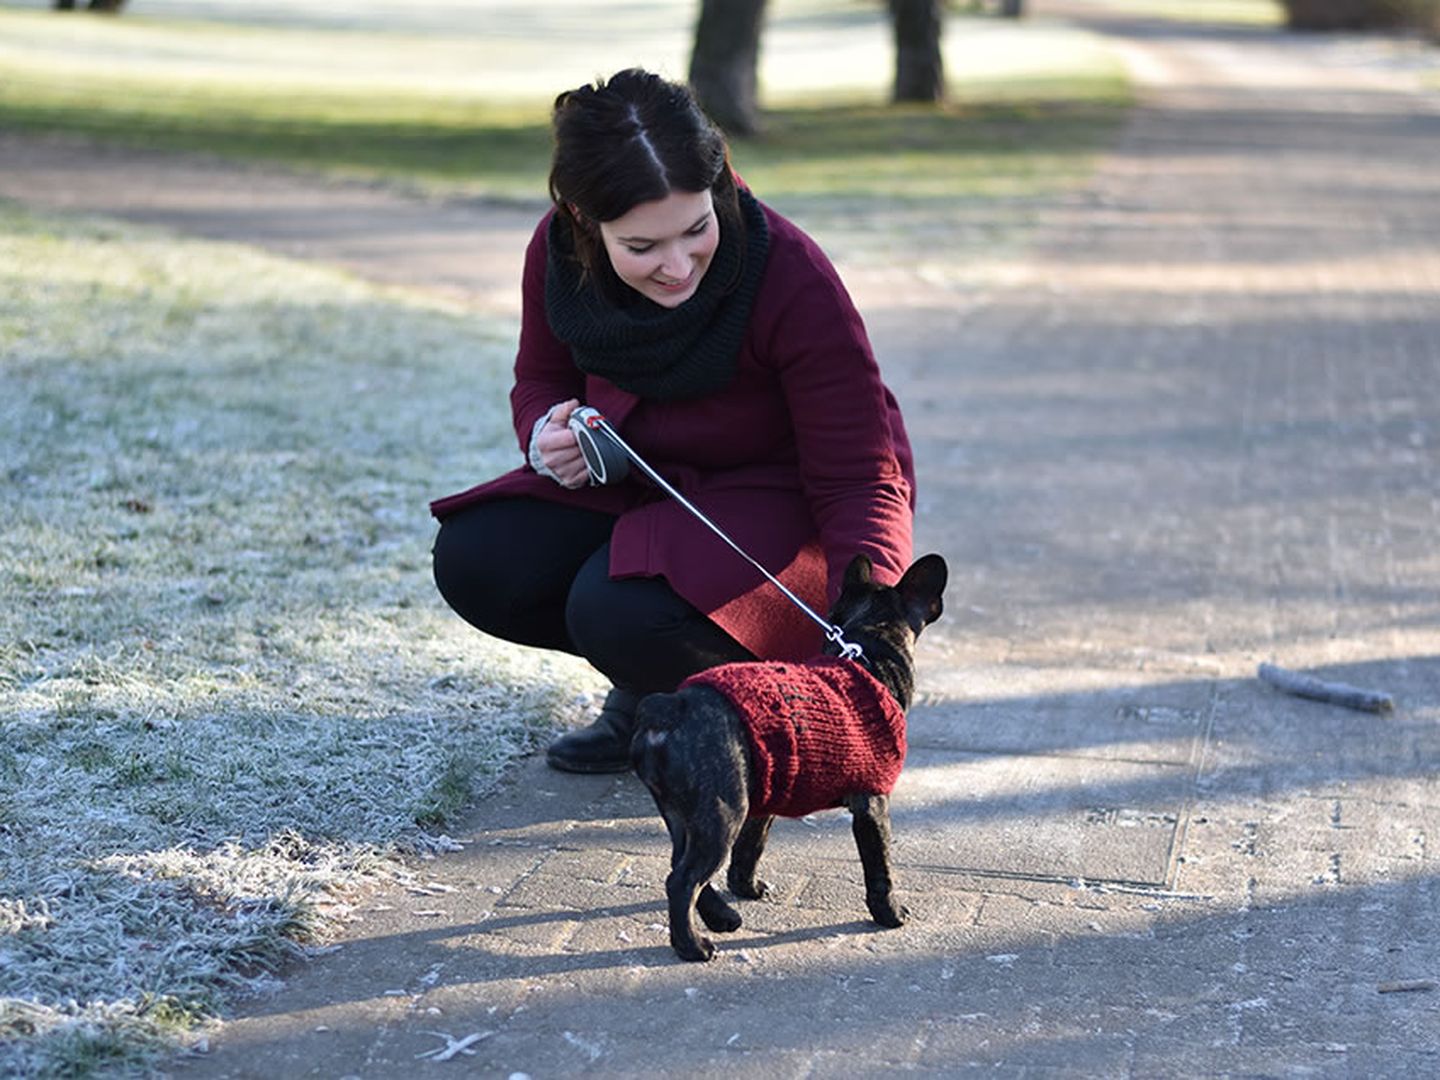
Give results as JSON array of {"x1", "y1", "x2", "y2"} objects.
[
  {"x1": 726, "y1": 815, "x2": 773, "y2": 899},
  {"x1": 846, "y1": 793, "x2": 908, "y2": 928}
]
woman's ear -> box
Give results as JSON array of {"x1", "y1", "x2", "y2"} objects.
[{"x1": 569, "y1": 205, "x2": 599, "y2": 238}]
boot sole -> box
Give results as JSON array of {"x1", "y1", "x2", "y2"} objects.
[{"x1": 545, "y1": 749, "x2": 632, "y2": 774}]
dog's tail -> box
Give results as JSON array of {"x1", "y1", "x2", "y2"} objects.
[{"x1": 629, "y1": 693, "x2": 676, "y2": 790}]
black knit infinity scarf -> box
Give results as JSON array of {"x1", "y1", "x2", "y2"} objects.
[{"x1": 544, "y1": 188, "x2": 770, "y2": 400}]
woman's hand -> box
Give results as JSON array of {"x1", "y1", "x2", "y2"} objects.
[{"x1": 535, "y1": 399, "x2": 591, "y2": 489}]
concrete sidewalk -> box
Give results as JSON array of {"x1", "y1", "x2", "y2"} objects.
[{"x1": 8, "y1": 3, "x2": 1437, "y2": 1076}]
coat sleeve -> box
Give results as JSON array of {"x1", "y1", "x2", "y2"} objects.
[
  {"x1": 509, "y1": 214, "x2": 584, "y2": 453},
  {"x1": 754, "y1": 218, "x2": 915, "y2": 600}
]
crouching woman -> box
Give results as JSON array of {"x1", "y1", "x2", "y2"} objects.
[{"x1": 430, "y1": 68, "x2": 915, "y2": 773}]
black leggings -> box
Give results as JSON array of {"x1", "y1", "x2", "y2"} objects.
[{"x1": 431, "y1": 498, "x2": 753, "y2": 695}]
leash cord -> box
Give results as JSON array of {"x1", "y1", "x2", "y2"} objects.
[{"x1": 580, "y1": 410, "x2": 863, "y2": 662}]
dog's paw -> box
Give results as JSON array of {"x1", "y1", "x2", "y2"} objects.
[
  {"x1": 698, "y1": 888, "x2": 742, "y2": 933},
  {"x1": 727, "y1": 874, "x2": 769, "y2": 901},
  {"x1": 867, "y1": 896, "x2": 909, "y2": 928},
  {"x1": 674, "y1": 934, "x2": 716, "y2": 962}
]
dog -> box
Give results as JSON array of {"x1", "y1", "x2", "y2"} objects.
[{"x1": 630, "y1": 552, "x2": 948, "y2": 962}]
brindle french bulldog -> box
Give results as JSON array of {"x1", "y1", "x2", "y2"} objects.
[{"x1": 631, "y1": 553, "x2": 947, "y2": 962}]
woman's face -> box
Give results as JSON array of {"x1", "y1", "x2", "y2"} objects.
[{"x1": 597, "y1": 189, "x2": 719, "y2": 308}]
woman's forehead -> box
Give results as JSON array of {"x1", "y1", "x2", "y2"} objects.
[{"x1": 604, "y1": 190, "x2": 714, "y2": 239}]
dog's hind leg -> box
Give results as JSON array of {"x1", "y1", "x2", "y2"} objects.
[
  {"x1": 659, "y1": 806, "x2": 737, "y2": 961},
  {"x1": 726, "y1": 815, "x2": 774, "y2": 900},
  {"x1": 666, "y1": 810, "x2": 745, "y2": 962},
  {"x1": 655, "y1": 799, "x2": 741, "y2": 936},
  {"x1": 846, "y1": 793, "x2": 909, "y2": 928},
  {"x1": 677, "y1": 808, "x2": 741, "y2": 936},
  {"x1": 696, "y1": 884, "x2": 741, "y2": 933}
]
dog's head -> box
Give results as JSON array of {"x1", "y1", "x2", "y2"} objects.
[{"x1": 824, "y1": 553, "x2": 948, "y2": 707}]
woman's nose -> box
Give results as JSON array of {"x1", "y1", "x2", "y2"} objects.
[{"x1": 658, "y1": 243, "x2": 689, "y2": 277}]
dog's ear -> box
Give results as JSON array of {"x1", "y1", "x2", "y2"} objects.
[
  {"x1": 898, "y1": 554, "x2": 948, "y2": 630},
  {"x1": 842, "y1": 553, "x2": 874, "y2": 594}
]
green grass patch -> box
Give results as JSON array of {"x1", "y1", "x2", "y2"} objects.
[
  {"x1": 0, "y1": 4, "x2": 1130, "y2": 203},
  {"x1": 0, "y1": 60, "x2": 554, "y2": 196},
  {"x1": 736, "y1": 91, "x2": 1130, "y2": 202},
  {"x1": 1064, "y1": 0, "x2": 1283, "y2": 24}
]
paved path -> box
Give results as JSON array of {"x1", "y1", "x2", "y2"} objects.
[
  {"x1": 6, "y1": 3, "x2": 1439, "y2": 1076},
  {"x1": 0, "y1": 135, "x2": 541, "y2": 316}
]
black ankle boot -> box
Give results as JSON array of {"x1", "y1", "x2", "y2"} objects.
[{"x1": 546, "y1": 688, "x2": 640, "y2": 773}]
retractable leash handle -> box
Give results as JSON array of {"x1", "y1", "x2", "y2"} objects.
[
  {"x1": 568, "y1": 406, "x2": 864, "y2": 663},
  {"x1": 568, "y1": 406, "x2": 630, "y2": 484}
]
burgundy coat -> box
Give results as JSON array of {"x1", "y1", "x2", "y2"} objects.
[{"x1": 429, "y1": 201, "x2": 915, "y2": 661}]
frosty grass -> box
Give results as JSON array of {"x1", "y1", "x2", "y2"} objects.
[{"x1": 0, "y1": 201, "x2": 603, "y2": 1075}]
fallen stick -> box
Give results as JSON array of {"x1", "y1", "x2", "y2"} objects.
[
  {"x1": 416, "y1": 1030, "x2": 493, "y2": 1061},
  {"x1": 1376, "y1": 980, "x2": 1436, "y2": 994},
  {"x1": 1257, "y1": 663, "x2": 1395, "y2": 713}
]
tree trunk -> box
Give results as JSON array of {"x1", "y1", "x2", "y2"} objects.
[
  {"x1": 890, "y1": 0, "x2": 944, "y2": 103},
  {"x1": 1279, "y1": 0, "x2": 1409, "y2": 29},
  {"x1": 1000, "y1": 0, "x2": 1024, "y2": 17},
  {"x1": 689, "y1": 0, "x2": 769, "y2": 137},
  {"x1": 53, "y1": 1, "x2": 78, "y2": 9}
]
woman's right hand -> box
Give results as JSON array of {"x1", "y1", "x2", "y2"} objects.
[{"x1": 535, "y1": 399, "x2": 591, "y2": 489}]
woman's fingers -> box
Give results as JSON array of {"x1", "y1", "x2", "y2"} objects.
[{"x1": 536, "y1": 400, "x2": 591, "y2": 487}]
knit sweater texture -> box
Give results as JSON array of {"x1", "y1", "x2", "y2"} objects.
[{"x1": 683, "y1": 657, "x2": 907, "y2": 819}]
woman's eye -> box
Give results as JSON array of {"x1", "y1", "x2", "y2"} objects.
[{"x1": 621, "y1": 222, "x2": 704, "y2": 255}]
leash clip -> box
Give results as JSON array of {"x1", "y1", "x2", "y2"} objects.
[{"x1": 826, "y1": 625, "x2": 865, "y2": 663}]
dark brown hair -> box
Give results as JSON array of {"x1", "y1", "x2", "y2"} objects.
[{"x1": 548, "y1": 68, "x2": 744, "y2": 303}]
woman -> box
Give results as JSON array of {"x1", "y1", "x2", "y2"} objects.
[{"x1": 431, "y1": 68, "x2": 915, "y2": 774}]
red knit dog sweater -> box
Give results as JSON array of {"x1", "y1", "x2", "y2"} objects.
[{"x1": 682, "y1": 657, "x2": 907, "y2": 819}]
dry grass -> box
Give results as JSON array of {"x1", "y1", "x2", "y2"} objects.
[{"x1": 0, "y1": 201, "x2": 604, "y2": 1076}]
